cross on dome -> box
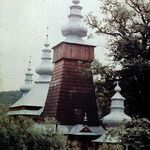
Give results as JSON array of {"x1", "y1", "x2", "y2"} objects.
[
  {"x1": 44, "y1": 27, "x2": 50, "y2": 47},
  {"x1": 115, "y1": 77, "x2": 121, "y2": 92},
  {"x1": 27, "y1": 56, "x2": 32, "y2": 73}
]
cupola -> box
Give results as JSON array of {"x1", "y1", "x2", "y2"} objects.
[
  {"x1": 102, "y1": 79, "x2": 131, "y2": 127},
  {"x1": 61, "y1": 0, "x2": 87, "y2": 44}
]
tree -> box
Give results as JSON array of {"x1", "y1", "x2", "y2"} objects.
[
  {"x1": 0, "y1": 106, "x2": 68, "y2": 150},
  {"x1": 91, "y1": 59, "x2": 115, "y2": 118},
  {"x1": 107, "y1": 118, "x2": 150, "y2": 149},
  {"x1": 86, "y1": 0, "x2": 150, "y2": 119}
]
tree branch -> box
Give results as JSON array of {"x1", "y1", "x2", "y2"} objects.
[
  {"x1": 125, "y1": 0, "x2": 146, "y2": 24},
  {"x1": 86, "y1": 16, "x2": 122, "y2": 37}
]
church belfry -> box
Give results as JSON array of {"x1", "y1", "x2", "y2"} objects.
[{"x1": 43, "y1": 0, "x2": 100, "y2": 127}]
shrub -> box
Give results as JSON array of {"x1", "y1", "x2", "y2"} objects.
[{"x1": 0, "y1": 106, "x2": 67, "y2": 150}]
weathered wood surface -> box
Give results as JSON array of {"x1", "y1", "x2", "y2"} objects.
[{"x1": 43, "y1": 42, "x2": 99, "y2": 126}]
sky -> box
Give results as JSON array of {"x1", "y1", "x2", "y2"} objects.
[{"x1": 0, "y1": 0, "x2": 109, "y2": 91}]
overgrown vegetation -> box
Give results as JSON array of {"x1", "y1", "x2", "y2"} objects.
[
  {"x1": 0, "y1": 106, "x2": 67, "y2": 150},
  {"x1": 107, "y1": 118, "x2": 150, "y2": 149},
  {"x1": 86, "y1": 1, "x2": 150, "y2": 148},
  {"x1": 87, "y1": 0, "x2": 150, "y2": 119},
  {"x1": 91, "y1": 59, "x2": 115, "y2": 118},
  {"x1": 0, "y1": 0, "x2": 150, "y2": 149}
]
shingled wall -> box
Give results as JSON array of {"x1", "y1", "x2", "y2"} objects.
[{"x1": 42, "y1": 42, "x2": 100, "y2": 126}]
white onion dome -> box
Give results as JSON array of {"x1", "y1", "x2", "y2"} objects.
[
  {"x1": 20, "y1": 83, "x2": 32, "y2": 93},
  {"x1": 20, "y1": 61, "x2": 33, "y2": 95},
  {"x1": 35, "y1": 48, "x2": 53, "y2": 75},
  {"x1": 35, "y1": 36, "x2": 53, "y2": 83},
  {"x1": 61, "y1": 0, "x2": 87, "y2": 43},
  {"x1": 102, "y1": 81, "x2": 131, "y2": 128}
]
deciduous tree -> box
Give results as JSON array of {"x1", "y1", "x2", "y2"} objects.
[{"x1": 87, "y1": 0, "x2": 150, "y2": 118}]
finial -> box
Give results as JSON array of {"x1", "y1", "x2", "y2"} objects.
[
  {"x1": 83, "y1": 112, "x2": 88, "y2": 126},
  {"x1": 44, "y1": 27, "x2": 50, "y2": 47},
  {"x1": 20, "y1": 57, "x2": 33, "y2": 96},
  {"x1": 115, "y1": 77, "x2": 121, "y2": 92},
  {"x1": 84, "y1": 112, "x2": 88, "y2": 122},
  {"x1": 116, "y1": 76, "x2": 119, "y2": 81},
  {"x1": 27, "y1": 56, "x2": 32, "y2": 73},
  {"x1": 46, "y1": 34, "x2": 48, "y2": 42},
  {"x1": 72, "y1": 0, "x2": 80, "y2": 4},
  {"x1": 102, "y1": 76, "x2": 131, "y2": 127}
]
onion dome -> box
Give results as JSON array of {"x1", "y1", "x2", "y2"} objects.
[
  {"x1": 102, "y1": 79, "x2": 131, "y2": 127},
  {"x1": 35, "y1": 35, "x2": 53, "y2": 83},
  {"x1": 8, "y1": 35, "x2": 53, "y2": 116},
  {"x1": 20, "y1": 59, "x2": 33, "y2": 97},
  {"x1": 61, "y1": 0, "x2": 87, "y2": 43}
]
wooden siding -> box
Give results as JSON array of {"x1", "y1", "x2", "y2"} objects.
[
  {"x1": 43, "y1": 42, "x2": 99, "y2": 126},
  {"x1": 53, "y1": 42, "x2": 94, "y2": 63}
]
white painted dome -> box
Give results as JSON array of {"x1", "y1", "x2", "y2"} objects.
[
  {"x1": 61, "y1": 0, "x2": 87, "y2": 43},
  {"x1": 8, "y1": 36, "x2": 53, "y2": 116},
  {"x1": 36, "y1": 49, "x2": 53, "y2": 75},
  {"x1": 20, "y1": 61, "x2": 33, "y2": 96},
  {"x1": 35, "y1": 40, "x2": 53, "y2": 83},
  {"x1": 102, "y1": 81, "x2": 131, "y2": 127},
  {"x1": 20, "y1": 83, "x2": 32, "y2": 93}
]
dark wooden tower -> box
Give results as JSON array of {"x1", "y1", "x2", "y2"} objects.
[
  {"x1": 43, "y1": 42, "x2": 99, "y2": 126},
  {"x1": 43, "y1": 0, "x2": 100, "y2": 127}
]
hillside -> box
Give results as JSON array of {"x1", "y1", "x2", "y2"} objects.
[{"x1": 0, "y1": 91, "x2": 23, "y2": 106}]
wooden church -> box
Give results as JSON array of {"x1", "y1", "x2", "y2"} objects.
[{"x1": 8, "y1": 0, "x2": 105, "y2": 139}]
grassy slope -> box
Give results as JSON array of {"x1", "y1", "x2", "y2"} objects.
[{"x1": 0, "y1": 91, "x2": 23, "y2": 106}]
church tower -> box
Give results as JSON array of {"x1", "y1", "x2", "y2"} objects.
[
  {"x1": 8, "y1": 35, "x2": 53, "y2": 116},
  {"x1": 20, "y1": 58, "x2": 33, "y2": 97},
  {"x1": 102, "y1": 79, "x2": 131, "y2": 127},
  {"x1": 43, "y1": 0, "x2": 100, "y2": 127}
]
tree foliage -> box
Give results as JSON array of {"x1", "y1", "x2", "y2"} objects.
[
  {"x1": 87, "y1": 0, "x2": 150, "y2": 63},
  {"x1": 0, "y1": 106, "x2": 67, "y2": 150},
  {"x1": 91, "y1": 60, "x2": 116, "y2": 118},
  {"x1": 87, "y1": 0, "x2": 150, "y2": 119},
  {"x1": 107, "y1": 118, "x2": 150, "y2": 149}
]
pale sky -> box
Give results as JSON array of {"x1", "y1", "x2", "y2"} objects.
[{"x1": 0, "y1": 0, "x2": 109, "y2": 91}]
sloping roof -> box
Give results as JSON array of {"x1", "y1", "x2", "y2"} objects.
[
  {"x1": 7, "y1": 108, "x2": 43, "y2": 116},
  {"x1": 8, "y1": 83, "x2": 49, "y2": 115},
  {"x1": 93, "y1": 131, "x2": 121, "y2": 143},
  {"x1": 68, "y1": 124, "x2": 105, "y2": 136},
  {"x1": 10, "y1": 83, "x2": 49, "y2": 108}
]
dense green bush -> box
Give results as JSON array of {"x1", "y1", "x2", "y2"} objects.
[
  {"x1": 107, "y1": 118, "x2": 150, "y2": 150},
  {"x1": 0, "y1": 106, "x2": 67, "y2": 150}
]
